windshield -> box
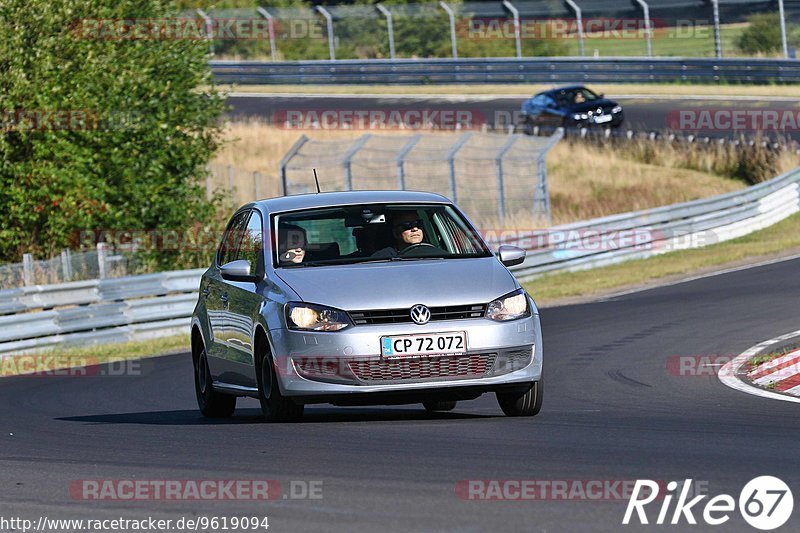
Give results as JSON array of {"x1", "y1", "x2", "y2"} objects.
[
  {"x1": 272, "y1": 203, "x2": 492, "y2": 268},
  {"x1": 555, "y1": 87, "x2": 599, "y2": 106}
]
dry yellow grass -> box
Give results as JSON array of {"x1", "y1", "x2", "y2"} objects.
[
  {"x1": 212, "y1": 121, "x2": 752, "y2": 225},
  {"x1": 545, "y1": 141, "x2": 745, "y2": 224}
]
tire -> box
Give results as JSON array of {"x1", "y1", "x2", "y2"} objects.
[
  {"x1": 423, "y1": 400, "x2": 457, "y2": 412},
  {"x1": 496, "y1": 380, "x2": 542, "y2": 417},
  {"x1": 194, "y1": 346, "x2": 236, "y2": 418},
  {"x1": 256, "y1": 340, "x2": 304, "y2": 423}
]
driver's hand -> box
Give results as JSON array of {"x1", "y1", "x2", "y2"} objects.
[{"x1": 282, "y1": 248, "x2": 305, "y2": 263}]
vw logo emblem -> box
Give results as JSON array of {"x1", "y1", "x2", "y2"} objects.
[{"x1": 410, "y1": 304, "x2": 431, "y2": 325}]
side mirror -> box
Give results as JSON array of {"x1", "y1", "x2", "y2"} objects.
[
  {"x1": 498, "y1": 245, "x2": 526, "y2": 267},
  {"x1": 220, "y1": 259, "x2": 260, "y2": 283},
  {"x1": 598, "y1": 93, "x2": 605, "y2": 99}
]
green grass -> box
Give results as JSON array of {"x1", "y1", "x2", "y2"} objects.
[
  {"x1": 559, "y1": 24, "x2": 746, "y2": 58},
  {"x1": 525, "y1": 211, "x2": 800, "y2": 306}
]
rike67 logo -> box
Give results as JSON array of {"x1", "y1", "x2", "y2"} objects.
[{"x1": 623, "y1": 477, "x2": 793, "y2": 530}]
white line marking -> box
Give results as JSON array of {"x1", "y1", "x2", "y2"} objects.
[{"x1": 719, "y1": 329, "x2": 800, "y2": 403}]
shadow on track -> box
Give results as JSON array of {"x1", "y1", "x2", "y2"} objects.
[{"x1": 56, "y1": 407, "x2": 496, "y2": 425}]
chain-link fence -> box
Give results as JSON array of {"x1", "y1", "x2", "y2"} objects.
[
  {"x1": 0, "y1": 246, "x2": 146, "y2": 290},
  {"x1": 205, "y1": 162, "x2": 280, "y2": 206},
  {"x1": 180, "y1": 1, "x2": 798, "y2": 60},
  {"x1": 279, "y1": 131, "x2": 562, "y2": 228}
]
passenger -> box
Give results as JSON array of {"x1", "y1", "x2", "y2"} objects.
[{"x1": 278, "y1": 224, "x2": 306, "y2": 264}]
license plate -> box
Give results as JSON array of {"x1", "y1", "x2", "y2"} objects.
[
  {"x1": 381, "y1": 332, "x2": 467, "y2": 358},
  {"x1": 594, "y1": 115, "x2": 612, "y2": 123}
]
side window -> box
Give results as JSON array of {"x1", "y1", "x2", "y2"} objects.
[
  {"x1": 238, "y1": 210, "x2": 264, "y2": 272},
  {"x1": 217, "y1": 211, "x2": 251, "y2": 266}
]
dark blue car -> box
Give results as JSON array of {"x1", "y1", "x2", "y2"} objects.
[{"x1": 520, "y1": 86, "x2": 624, "y2": 133}]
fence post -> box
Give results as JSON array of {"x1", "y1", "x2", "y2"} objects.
[
  {"x1": 439, "y1": 2, "x2": 458, "y2": 59},
  {"x1": 502, "y1": 1, "x2": 522, "y2": 58},
  {"x1": 343, "y1": 134, "x2": 372, "y2": 191},
  {"x1": 316, "y1": 6, "x2": 336, "y2": 61},
  {"x1": 279, "y1": 135, "x2": 310, "y2": 196},
  {"x1": 634, "y1": 0, "x2": 652, "y2": 57},
  {"x1": 495, "y1": 135, "x2": 519, "y2": 224},
  {"x1": 256, "y1": 7, "x2": 277, "y2": 61},
  {"x1": 711, "y1": 0, "x2": 722, "y2": 58},
  {"x1": 445, "y1": 133, "x2": 472, "y2": 204},
  {"x1": 376, "y1": 4, "x2": 396, "y2": 59},
  {"x1": 22, "y1": 253, "x2": 33, "y2": 286},
  {"x1": 254, "y1": 171, "x2": 262, "y2": 199},
  {"x1": 196, "y1": 9, "x2": 214, "y2": 56},
  {"x1": 779, "y1": 0, "x2": 789, "y2": 58},
  {"x1": 97, "y1": 243, "x2": 107, "y2": 280},
  {"x1": 534, "y1": 129, "x2": 563, "y2": 222},
  {"x1": 565, "y1": 0, "x2": 585, "y2": 57},
  {"x1": 61, "y1": 249, "x2": 72, "y2": 282},
  {"x1": 227, "y1": 165, "x2": 236, "y2": 206},
  {"x1": 396, "y1": 134, "x2": 422, "y2": 190}
]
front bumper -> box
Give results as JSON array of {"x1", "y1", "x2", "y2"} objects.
[{"x1": 268, "y1": 313, "x2": 543, "y2": 398}]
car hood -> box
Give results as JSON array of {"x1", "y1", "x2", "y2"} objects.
[{"x1": 274, "y1": 257, "x2": 518, "y2": 310}]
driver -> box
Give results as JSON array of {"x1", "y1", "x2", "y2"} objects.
[
  {"x1": 371, "y1": 211, "x2": 445, "y2": 258},
  {"x1": 392, "y1": 211, "x2": 425, "y2": 251}
]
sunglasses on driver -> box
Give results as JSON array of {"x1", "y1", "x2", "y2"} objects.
[{"x1": 394, "y1": 219, "x2": 424, "y2": 231}]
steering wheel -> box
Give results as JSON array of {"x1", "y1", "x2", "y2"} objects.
[{"x1": 399, "y1": 243, "x2": 435, "y2": 256}]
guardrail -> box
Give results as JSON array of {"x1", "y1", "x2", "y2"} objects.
[
  {"x1": 1, "y1": 166, "x2": 799, "y2": 355},
  {"x1": 211, "y1": 57, "x2": 800, "y2": 85},
  {"x1": 0, "y1": 270, "x2": 204, "y2": 354}
]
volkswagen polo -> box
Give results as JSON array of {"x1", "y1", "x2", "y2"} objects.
[{"x1": 190, "y1": 190, "x2": 543, "y2": 422}]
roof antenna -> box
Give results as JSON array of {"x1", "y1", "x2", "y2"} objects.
[{"x1": 313, "y1": 168, "x2": 321, "y2": 193}]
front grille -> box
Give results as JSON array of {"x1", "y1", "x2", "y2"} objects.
[
  {"x1": 348, "y1": 353, "x2": 496, "y2": 384},
  {"x1": 349, "y1": 304, "x2": 487, "y2": 325}
]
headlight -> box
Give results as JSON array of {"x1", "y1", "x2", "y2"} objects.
[
  {"x1": 486, "y1": 289, "x2": 530, "y2": 322},
  {"x1": 286, "y1": 302, "x2": 352, "y2": 331},
  {"x1": 611, "y1": 105, "x2": 623, "y2": 114},
  {"x1": 573, "y1": 113, "x2": 589, "y2": 120}
]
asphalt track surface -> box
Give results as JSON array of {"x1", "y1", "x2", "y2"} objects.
[
  {"x1": 226, "y1": 94, "x2": 800, "y2": 140},
  {"x1": 3, "y1": 257, "x2": 800, "y2": 532}
]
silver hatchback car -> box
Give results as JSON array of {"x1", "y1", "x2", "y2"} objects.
[{"x1": 190, "y1": 190, "x2": 543, "y2": 421}]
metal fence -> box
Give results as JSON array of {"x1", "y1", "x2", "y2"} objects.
[
  {"x1": 0, "y1": 245, "x2": 146, "y2": 290},
  {"x1": 189, "y1": 1, "x2": 798, "y2": 61},
  {"x1": 279, "y1": 130, "x2": 563, "y2": 225},
  {"x1": 211, "y1": 56, "x2": 800, "y2": 85},
  {"x1": 206, "y1": 162, "x2": 281, "y2": 206}
]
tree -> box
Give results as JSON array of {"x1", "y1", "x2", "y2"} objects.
[
  {"x1": 0, "y1": 0, "x2": 225, "y2": 268},
  {"x1": 735, "y1": 13, "x2": 783, "y2": 55}
]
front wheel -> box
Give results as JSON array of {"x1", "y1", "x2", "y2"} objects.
[
  {"x1": 257, "y1": 344, "x2": 304, "y2": 423},
  {"x1": 194, "y1": 347, "x2": 236, "y2": 418},
  {"x1": 496, "y1": 380, "x2": 542, "y2": 417}
]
